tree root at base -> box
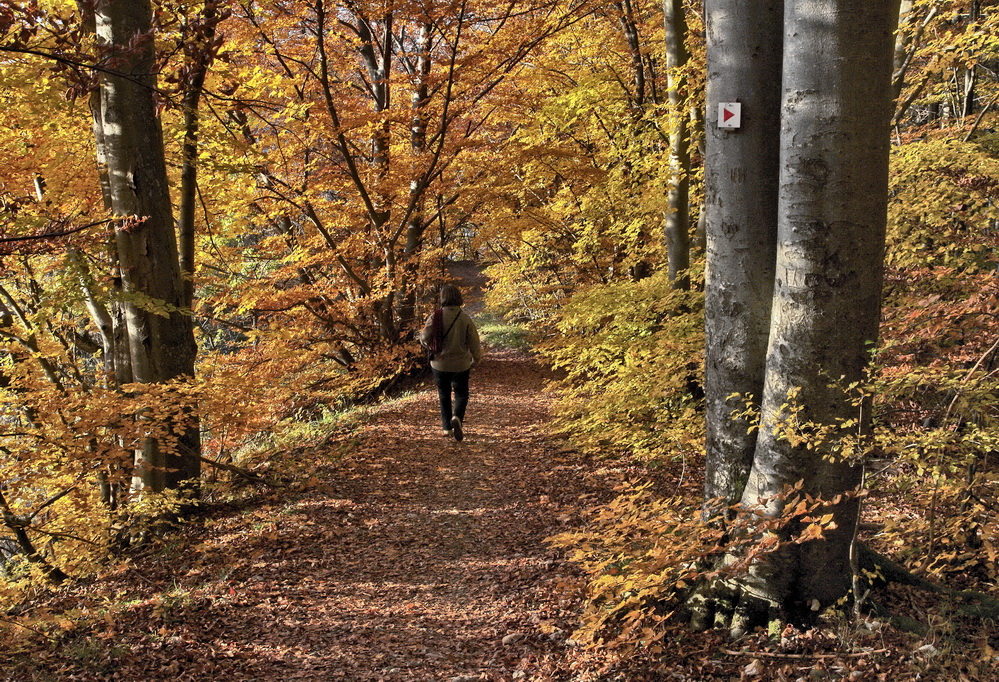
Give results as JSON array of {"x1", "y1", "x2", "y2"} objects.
[
  {"x1": 687, "y1": 544, "x2": 999, "y2": 639},
  {"x1": 687, "y1": 577, "x2": 786, "y2": 639},
  {"x1": 858, "y1": 543, "x2": 999, "y2": 622}
]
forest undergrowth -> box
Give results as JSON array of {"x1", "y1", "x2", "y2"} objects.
[{"x1": 0, "y1": 264, "x2": 997, "y2": 681}]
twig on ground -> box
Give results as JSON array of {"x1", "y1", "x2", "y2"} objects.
[
  {"x1": 0, "y1": 615, "x2": 60, "y2": 642},
  {"x1": 723, "y1": 649, "x2": 890, "y2": 660}
]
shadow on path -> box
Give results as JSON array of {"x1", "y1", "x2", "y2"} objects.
[{"x1": 41, "y1": 348, "x2": 620, "y2": 681}]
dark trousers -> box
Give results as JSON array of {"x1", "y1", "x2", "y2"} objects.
[{"x1": 433, "y1": 368, "x2": 470, "y2": 430}]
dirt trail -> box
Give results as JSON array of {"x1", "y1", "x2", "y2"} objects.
[
  {"x1": 192, "y1": 349, "x2": 613, "y2": 681},
  {"x1": 249, "y1": 348, "x2": 609, "y2": 681},
  {"x1": 4, "y1": 265, "x2": 626, "y2": 681},
  {"x1": 6, "y1": 353, "x2": 621, "y2": 682}
]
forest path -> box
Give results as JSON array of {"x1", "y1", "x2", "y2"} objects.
[
  {"x1": 216, "y1": 346, "x2": 615, "y2": 681},
  {"x1": 188, "y1": 347, "x2": 621, "y2": 681},
  {"x1": 10, "y1": 358, "x2": 614, "y2": 682},
  {"x1": 6, "y1": 278, "x2": 626, "y2": 681}
]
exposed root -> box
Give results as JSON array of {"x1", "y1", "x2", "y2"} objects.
[
  {"x1": 687, "y1": 543, "x2": 998, "y2": 640},
  {"x1": 688, "y1": 577, "x2": 783, "y2": 640},
  {"x1": 859, "y1": 543, "x2": 999, "y2": 622}
]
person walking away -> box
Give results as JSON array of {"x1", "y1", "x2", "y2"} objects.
[{"x1": 420, "y1": 284, "x2": 483, "y2": 442}]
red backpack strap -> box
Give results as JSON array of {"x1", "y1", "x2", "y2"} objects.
[{"x1": 430, "y1": 307, "x2": 444, "y2": 355}]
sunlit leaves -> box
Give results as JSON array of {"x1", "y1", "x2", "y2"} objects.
[
  {"x1": 539, "y1": 269, "x2": 704, "y2": 462},
  {"x1": 551, "y1": 482, "x2": 846, "y2": 655},
  {"x1": 888, "y1": 138, "x2": 999, "y2": 271}
]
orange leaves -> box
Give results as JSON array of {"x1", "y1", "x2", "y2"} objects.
[
  {"x1": 187, "y1": 1, "x2": 616, "y2": 438},
  {"x1": 555, "y1": 479, "x2": 865, "y2": 655}
]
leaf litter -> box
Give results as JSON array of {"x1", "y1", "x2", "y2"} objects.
[
  {"x1": 5, "y1": 347, "x2": 995, "y2": 681},
  {"x1": 1, "y1": 348, "x2": 624, "y2": 681}
]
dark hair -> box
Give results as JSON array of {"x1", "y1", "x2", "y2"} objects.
[{"x1": 439, "y1": 284, "x2": 463, "y2": 307}]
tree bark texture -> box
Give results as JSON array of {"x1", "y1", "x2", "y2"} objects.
[
  {"x1": 92, "y1": 0, "x2": 201, "y2": 493},
  {"x1": 618, "y1": 1, "x2": 646, "y2": 108},
  {"x1": 891, "y1": 0, "x2": 914, "y2": 100},
  {"x1": 663, "y1": 0, "x2": 692, "y2": 290},
  {"x1": 178, "y1": 1, "x2": 219, "y2": 311},
  {"x1": 702, "y1": 0, "x2": 784, "y2": 514},
  {"x1": 739, "y1": 0, "x2": 901, "y2": 617},
  {"x1": 396, "y1": 19, "x2": 433, "y2": 333}
]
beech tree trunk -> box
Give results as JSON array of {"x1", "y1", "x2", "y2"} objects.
[
  {"x1": 702, "y1": 0, "x2": 784, "y2": 514},
  {"x1": 178, "y1": 1, "x2": 218, "y2": 311},
  {"x1": 662, "y1": 0, "x2": 692, "y2": 290},
  {"x1": 618, "y1": 0, "x2": 646, "y2": 108},
  {"x1": 699, "y1": 0, "x2": 900, "y2": 631},
  {"x1": 735, "y1": 0, "x2": 900, "y2": 622},
  {"x1": 397, "y1": 19, "x2": 433, "y2": 333},
  {"x1": 91, "y1": 0, "x2": 201, "y2": 495},
  {"x1": 892, "y1": 0, "x2": 914, "y2": 101}
]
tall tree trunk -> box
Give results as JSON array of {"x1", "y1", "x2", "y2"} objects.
[
  {"x1": 891, "y1": 1, "x2": 937, "y2": 124},
  {"x1": 92, "y1": 0, "x2": 201, "y2": 495},
  {"x1": 353, "y1": 9, "x2": 397, "y2": 343},
  {"x1": 66, "y1": 4, "x2": 136, "y2": 499},
  {"x1": 702, "y1": 0, "x2": 784, "y2": 515},
  {"x1": 960, "y1": 1, "x2": 979, "y2": 119},
  {"x1": 397, "y1": 20, "x2": 433, "y2": 335},
  {"x1": 76, "y1": 0, "x2": 132, "y2": 390},
  {"x1": 691, "y1": 105, "x2": 707, "y2": 254},
  {"x1": 617, "y1": 0, "x2": 646, "y2": 108},
  {"x1": 612, "y1": 1, "x2": 654, "y2": 279},
  {"x1": 738, "y1": 0, "x2": 900, "y2": 623},
  {"x1": 663, "y1": 0, "x2": 691, "y2": 289},
  {"x1": 961, "y1": 67, "x2": 977, "y2": 119},
  {"x1": 178, "y1": 1, "x2": 218, "y2": 311},
  {"x1": 892, "y1": 0, "x2": 914, "y2": 101}
]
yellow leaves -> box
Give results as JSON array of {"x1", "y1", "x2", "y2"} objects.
[
  {"x1": 888, "y1": 139, "x2": 999, "y2": 271},
  {"x1": 534, "y1": 270, "x2": 705, "y2": 461},
  {"x1": 478, "y1": 5, "x2": 692, "y2": 302}
]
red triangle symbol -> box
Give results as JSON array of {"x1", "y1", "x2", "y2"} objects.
[{"x1": 723, "y1": 106, "x2": 736, "y2": 122}]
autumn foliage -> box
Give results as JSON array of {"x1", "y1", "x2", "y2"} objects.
[{"x1": 0, "y1": 0, "x2": 997, "y2": 678}]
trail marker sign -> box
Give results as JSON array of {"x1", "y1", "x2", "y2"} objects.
[{"x1": 718, "y1": 102, "x2": 741, "y2": 129}]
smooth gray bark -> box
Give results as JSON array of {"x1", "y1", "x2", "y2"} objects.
[
  {"x1": 92, "y1": 0, "x2": 200, "y2": 494},
  {"x1": 739, "y1": 0, "x2": 901, "y2": 618},
  {"x1": 702, "y1": 0, "x2": 783, "y2": 514},
  {"x1": 891, "y1": 0, "x2": 937, "y2": 118}
]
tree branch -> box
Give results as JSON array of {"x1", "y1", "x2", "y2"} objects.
[
  {"x1": 199, "y1": 455, "x2": 278, "y2": 487},
  {"x1": 0, "y1": 219, "x2": 111, "y2": 244}
]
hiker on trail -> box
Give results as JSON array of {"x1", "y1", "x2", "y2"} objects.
[{"x1": 420, "y1": 284, "x2": 483, "y2": 442}]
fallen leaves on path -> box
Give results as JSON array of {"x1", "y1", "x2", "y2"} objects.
[{"x1": 2, "y1": 349, "x2": 626, "y2": 681}]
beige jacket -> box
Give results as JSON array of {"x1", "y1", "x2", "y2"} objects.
[{"x1": 420, "y1": 306, "x2": 483, "y2": 372}]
